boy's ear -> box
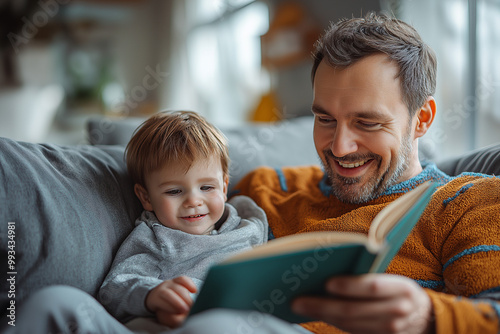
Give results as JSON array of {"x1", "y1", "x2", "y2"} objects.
[
  {"x1": 414, "y1": 96, "x2": 436, "y2": 139},
  {"x1": 134, "y1": 184, "x2": 154, "y2": 211},
  {"x1": 223, "y1": 175, "x2": 229, "y2": 201}
]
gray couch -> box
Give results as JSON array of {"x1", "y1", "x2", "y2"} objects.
[{"x1": 1, "y1": 116, "x2": 499, "y2": 330}]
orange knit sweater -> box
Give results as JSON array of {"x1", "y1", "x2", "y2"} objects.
[{"x1": 233, "y1": 164, "x2": 500, "y2": 334}]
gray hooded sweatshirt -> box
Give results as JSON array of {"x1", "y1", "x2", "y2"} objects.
[{"x1": 98, "y1": 195, "x2": 268, "y2": 322}]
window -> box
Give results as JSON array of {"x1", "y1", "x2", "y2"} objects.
[{"x1": 167, "y1": 0, "x2": 269, "y2": 126}]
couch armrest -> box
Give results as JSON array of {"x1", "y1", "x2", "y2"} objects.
[{"x1": 0, "y1": 138, "x2": 142, "y2": 317}]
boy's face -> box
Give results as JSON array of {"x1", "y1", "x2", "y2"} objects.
[{"x1": 135, "y1": 156, "x2": 228, "y2": 235}]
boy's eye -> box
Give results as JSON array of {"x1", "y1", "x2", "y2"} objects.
[
  {"x1": 165, "y1": 189, "x2": 181, "y2": 195},
  {"x1": 201, "y1": 185, "x2": 215, "y2": 191}
]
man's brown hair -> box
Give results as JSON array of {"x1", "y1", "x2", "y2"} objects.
[
  {"x1": 126, "y1": 110, "x2": 230, "y2": 187},
  {"x1": 311, "y1": 12, "x2": 437, "y2": 116}
]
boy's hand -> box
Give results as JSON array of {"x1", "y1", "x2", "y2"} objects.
[{"x1": 146, "y1": 276, "x2": 198, "y2": 328}]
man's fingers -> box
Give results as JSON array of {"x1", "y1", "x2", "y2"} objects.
[
  {"x1": 326, "y1": 274, "x2": 419, "y2": 299},
  {"x1": 293, "y1": 294, "x2": 412, "y2": 321},
  {"x1": 292, "y1": 274, "x2": 433, "y2": 334}
]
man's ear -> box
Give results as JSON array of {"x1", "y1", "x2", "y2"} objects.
[
  {"x1": 134, "y1": 183, "x2": 154, "y2": 211},
  {"x1": 414, "y1": 96, "x2": 436, "y2": 139}
]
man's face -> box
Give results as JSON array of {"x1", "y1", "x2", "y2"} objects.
[{"x1": 312, "y1": 54, "x2": 418, "y2": 204}]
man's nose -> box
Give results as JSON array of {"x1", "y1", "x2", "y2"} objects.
[{"x1": 330, "y1": 126, "x2": 358, "y2": 158}]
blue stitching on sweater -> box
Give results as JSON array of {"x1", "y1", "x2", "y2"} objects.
[
  {"x1": 414, "y1": 279, "x2": 445, "y2": 289},
  {"x1": 443, "y1": 245, "x2": 500, "y2": 271},
  {"x1": 274, "y1": 168, "x2": 288, "y2": 192},
  {"x1": 381, "y1": 163, "x2": 451, "y2": 196},
  {"x1": 319, "y1": 173, "x2": 332, "y2": 197},
  {"x1": 488, "y1": 301, "x2": 500, "y2": 321},
  {"x1": 471, "y1": 285, "x2": 500, "y2": 299},
  {"x1": 268, "y1": 227, "x2": 276, "y2": 241},
  {"x1": 443, "y1": 183, "x2": 474, "y2": 206}
]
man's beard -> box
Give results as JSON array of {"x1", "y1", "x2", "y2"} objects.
[{"x1": 321, "y1": 132, "x2": 413, "y2": 204}]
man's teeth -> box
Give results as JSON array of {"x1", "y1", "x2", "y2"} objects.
[{"x1": 338, "y1": 160, "x2": 368, "y2": 168}]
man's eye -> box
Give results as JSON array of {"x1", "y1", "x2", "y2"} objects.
[
  {"x1": 317, "y1": 117, "x2": 335, "y2": 124},
  {"x1": 165, "y1": 189, "x2": 181, "y2": 195},
  {"x1": 359, "y1": 121, "x2": 380, "y2": 128},
  {"x1": 201, "y1": 186, "x2": 215, "y2": 191}
]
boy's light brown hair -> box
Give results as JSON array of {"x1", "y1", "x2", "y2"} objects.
[{"x1": 126, "y1": 110, "x2": 230, "y2": 187}]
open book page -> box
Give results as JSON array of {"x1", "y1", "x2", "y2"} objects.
[
  {"x1": 369, "y1": 181, "x2": 434, "y2": 244},
  {"x1": 223, "y1": 231, "x2": 368, "y2": 264},
  {"x1": 368, "y1": 181, "x2": 437, "y2": 272}
]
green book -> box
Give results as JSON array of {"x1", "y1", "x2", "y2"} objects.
[{"x1": 190, "y1": 181, "x2": 438, "y2": 323}]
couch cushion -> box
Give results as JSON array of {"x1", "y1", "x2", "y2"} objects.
[
  {"x1": 436, "y1": 143, "x2": 500, "y2": 176},
  {"x1": 0, "y1": 138, "x2": 142, "y2": 315},
  {"x1": 220, "y1": 117, "x2": 319, "y2": 191},
  {"x1": 87, "y1": 116, "x2": 147, "y2": 146}
]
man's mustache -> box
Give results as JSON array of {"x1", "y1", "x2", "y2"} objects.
[{"x1": 323, "y1": 150, "x2": 380, "y2": 164}]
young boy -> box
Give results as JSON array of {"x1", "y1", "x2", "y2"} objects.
[{"x1": 98, "y1": 110, "x2": 268, "y2": 329}]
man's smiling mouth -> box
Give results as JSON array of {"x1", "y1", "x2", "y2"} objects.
[{"x1": 338, "y1": 159, "x2": 370, "y2": 168}]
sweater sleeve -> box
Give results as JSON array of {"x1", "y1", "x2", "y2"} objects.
[
  {"x1": 232, "y1": 166, "x2": 279, "y2": 198},
  {"x1": 427, "y1": 289, "x2": 499, "y2": 333},
  {"x1": 428, "y1": 177, "x2": 500, "y2": 333},
  {"x1": 98, "y1": 223, "x2": 164, "y2": 322}
]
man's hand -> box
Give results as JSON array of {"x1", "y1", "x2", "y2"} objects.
[
  {"x1": 291, "y1": 274, "x2": 434, "y2": 334},
  {"x1": 146, "y1": 276, "x2": 198, "y2": 328}
]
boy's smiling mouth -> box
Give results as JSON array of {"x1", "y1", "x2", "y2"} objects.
[{"x1": 181, "y1": 214, "x2": 208, "y2": 221}]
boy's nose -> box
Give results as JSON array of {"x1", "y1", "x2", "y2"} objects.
[{"x1": 184, "y1": 193, "x2": 203, "y2": 207}]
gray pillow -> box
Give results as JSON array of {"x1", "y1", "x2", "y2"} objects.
[
  {"x1": 436, "y1": 143, "x2": 500, "y2": 176},
  {"x1": 220, "y1": 117, "x2": 319, "y2": 192},
  {"x1": 0, "y1": 138, "x2": 142, "y2": 317},
  {"x1": 87, "y1": 116, "x2": 146, "y2": 146}
]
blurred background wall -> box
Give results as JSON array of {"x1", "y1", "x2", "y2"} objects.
[{"x1": 0, "y1": 0, "x2": 499, "y2": 161}]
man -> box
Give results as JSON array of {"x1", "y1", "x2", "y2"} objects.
[
  {"x1": 11, "y1": 12, "x2": 500, "y2": 334},
  {"x1": 231, "y1": 11, "x2": 500, "y2": 334}
]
